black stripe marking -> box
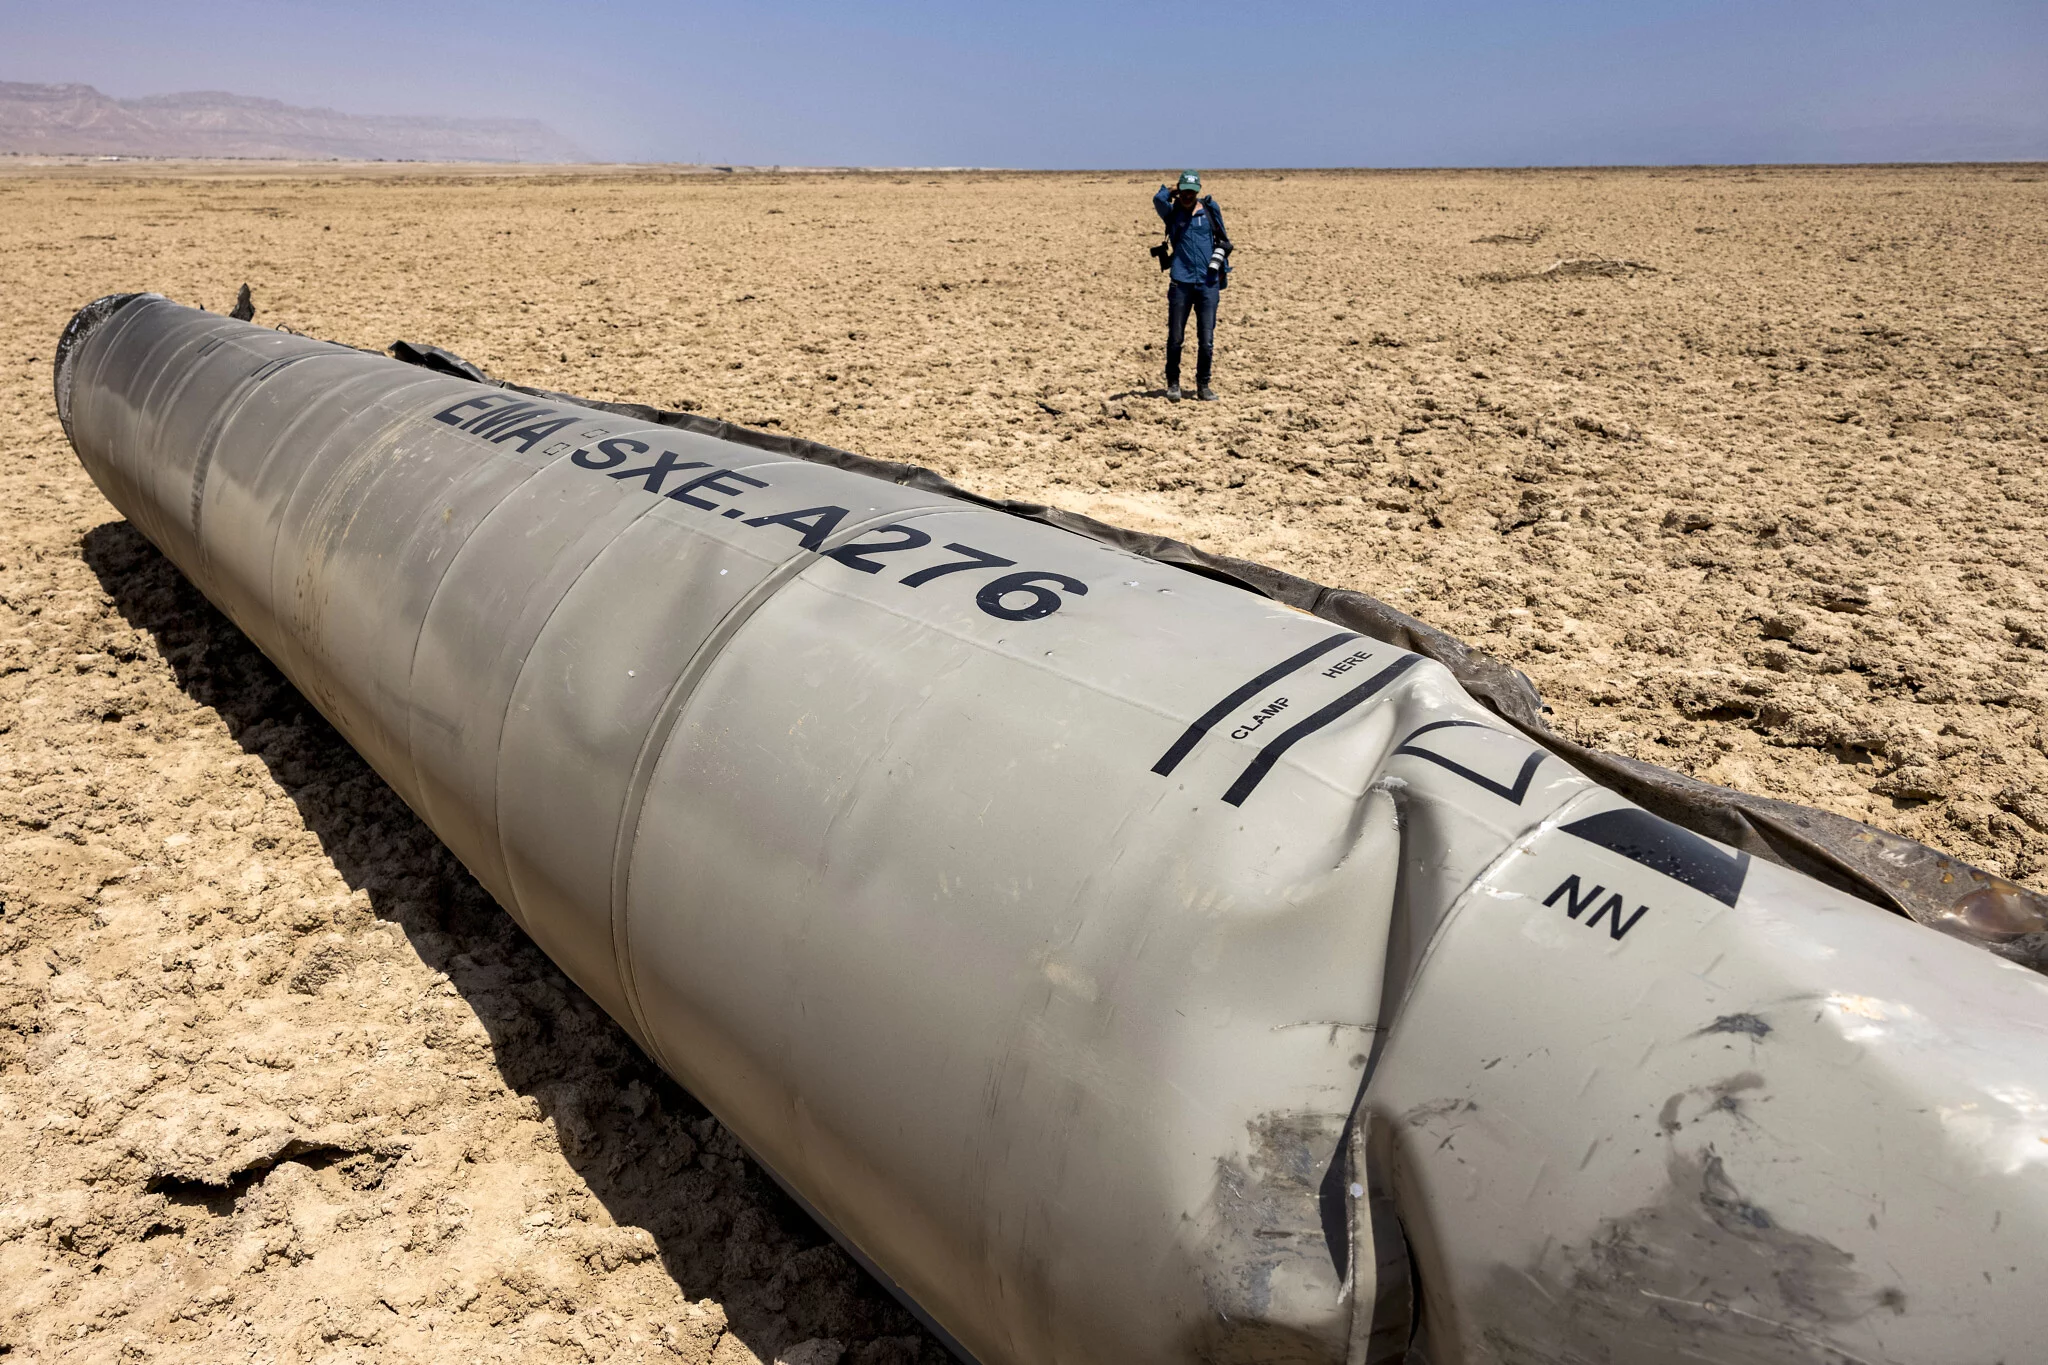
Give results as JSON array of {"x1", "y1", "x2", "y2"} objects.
[
  {"x1": 1222, "y1": 654, "x2": 1423, "y2": 807},
  {"x1": 1151, "y1": 632, "x2": 1362, "y2": 777},
  {"x1": 249, "y1": 354, "x2": 310, "y2": 381},
  {"x1": 1559, "y1": 807, "x2": 1751, "y2": 907},
  {"x1": 1392, "y1": 719, "x2": 1545, "y2": 804}
]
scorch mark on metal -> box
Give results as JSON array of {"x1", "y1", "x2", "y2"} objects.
[{"x1": 1476, "y1": 1149, "x2": 1901, "y2": 1365}]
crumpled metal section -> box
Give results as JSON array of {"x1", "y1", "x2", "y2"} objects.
[{"x1": 388, "y1": 338, "x2": 2048, "y2": 970}]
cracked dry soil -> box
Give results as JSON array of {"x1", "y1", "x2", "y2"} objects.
[{"x1": 1, "y1": 161, "x2": 2045, "y2": 1362}]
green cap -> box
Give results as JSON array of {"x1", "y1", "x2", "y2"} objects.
[{"x1": 1176, "y1": 170, "x2": 1201, "y2": 192}]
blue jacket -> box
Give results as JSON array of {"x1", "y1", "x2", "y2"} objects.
[{"x1": 1153, "y1": 186, "x2": 1231, "y2": 289}]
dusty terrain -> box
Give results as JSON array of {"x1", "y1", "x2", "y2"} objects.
[{"x1": 1, "y1": 161, "x2": 2045, "y2": 1362}]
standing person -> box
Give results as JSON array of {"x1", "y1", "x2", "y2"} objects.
[{"x1": 1151, "y1": 170, "x2": 1232, "y2": 401}]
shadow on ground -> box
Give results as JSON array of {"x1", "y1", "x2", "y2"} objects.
[{"x1": 82, "y1": 518, "x2": 950, "y2": 1365}]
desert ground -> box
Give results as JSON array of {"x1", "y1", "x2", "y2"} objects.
[{"x1": 1, "y1": 160, "x2": 2045, "y2": 1362}]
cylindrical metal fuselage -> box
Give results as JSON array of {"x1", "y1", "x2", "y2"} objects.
[{"x1": 58, "y1": 295, "x2": 2048, "y2": 1365}]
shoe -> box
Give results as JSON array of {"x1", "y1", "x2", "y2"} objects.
[
  {"x1": 1197, "y1": 385, "x2": 1218, "y2": 401},
  {"x1": 1166, "y1": 385, "x2": 1181, "y2": 402}
]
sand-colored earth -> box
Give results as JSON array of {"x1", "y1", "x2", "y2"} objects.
[{"x1": 2, "y1": 161, "x2": 2045, "y2": 1362}]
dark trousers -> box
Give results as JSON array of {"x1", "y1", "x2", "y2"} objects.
[{"x1": 1165, "y1": 280, "x2": 1218, "y2": 389}]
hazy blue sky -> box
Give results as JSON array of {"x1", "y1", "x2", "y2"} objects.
[{"x1": 12, "y1": 0, "x2": 2047, "y2": 166}]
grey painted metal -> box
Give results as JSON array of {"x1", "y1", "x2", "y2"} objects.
[{"x1": 58, "y1": 295, "x2": 2048, "y2": 1365}]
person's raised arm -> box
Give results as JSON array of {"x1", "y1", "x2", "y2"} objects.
[{"x1": 1153, "y1": 184, "x2": 1174, "y2": 222}]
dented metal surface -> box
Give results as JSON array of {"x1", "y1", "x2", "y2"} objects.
[
  {"x1": 1368, "y1": 796, "x2": 2048, "y2": 1363},
  {"x1": 58, "y1": 295, "x2": 2048, "y2": 1365},
  {"x1": 386, "y1": 335, "x2": 2048, "y2": 968}
]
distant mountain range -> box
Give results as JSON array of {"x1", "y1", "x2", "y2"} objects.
[{"x1": 0, "y1": 81, "x2": 586, "y2": 162}]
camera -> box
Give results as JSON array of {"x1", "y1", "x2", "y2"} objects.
[{"x1": 1149, "y1": 241, "x2": 1172, "y2": 271}]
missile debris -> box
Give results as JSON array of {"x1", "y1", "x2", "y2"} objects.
[{"x1": 58, "y1": 293, "x2": 2048, "y2": 1364}]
